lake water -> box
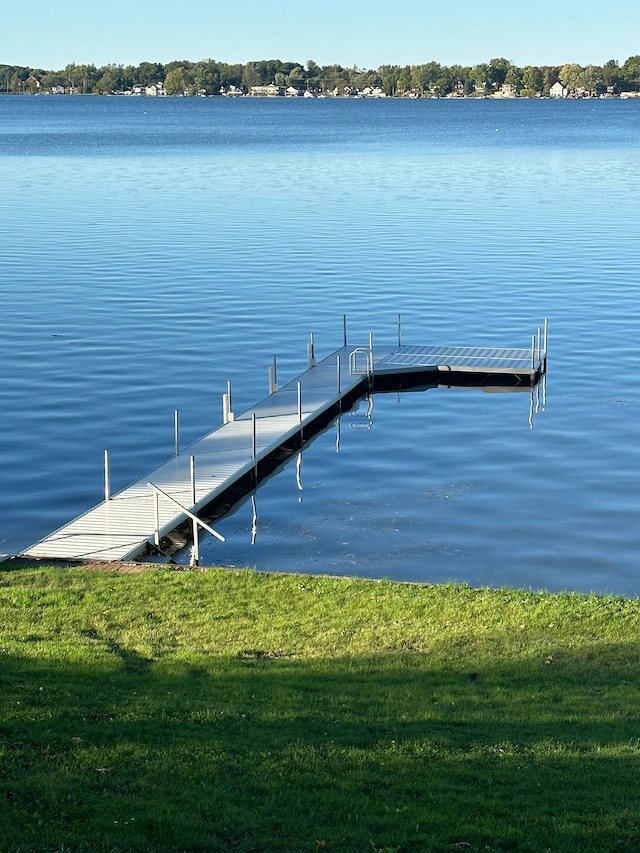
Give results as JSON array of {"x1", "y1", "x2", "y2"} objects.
[{"x1": 1, "y1": 95, "x2": 639, "y2": 595}]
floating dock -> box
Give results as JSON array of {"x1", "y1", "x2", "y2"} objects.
[{"x1": 22, "y1": 325, "x2": 547, "y2": 564}]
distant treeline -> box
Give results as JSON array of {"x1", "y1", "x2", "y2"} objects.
[{"x1": 2, "y1": 55, "x2": 640, "y2": 97}]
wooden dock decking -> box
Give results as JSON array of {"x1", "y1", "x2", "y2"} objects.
[{"x1": 22, "y1": 335, "x2": 547, "y2": 564}]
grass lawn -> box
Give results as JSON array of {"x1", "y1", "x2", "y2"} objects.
[{"x1": 1, "y1": 562, "x2": 640, "y2": 852}]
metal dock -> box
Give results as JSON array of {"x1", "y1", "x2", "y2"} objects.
[{"x1": 22, "y1": 324, "x2": 547, "y2": 564}]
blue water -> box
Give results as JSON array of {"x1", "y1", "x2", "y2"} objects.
[{"x1": 1, "y1": 95, "x2": 640, "y2": 595}]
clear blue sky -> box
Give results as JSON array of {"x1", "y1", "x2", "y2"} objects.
[{"x1": 3, "y1": 0, "x2": 639, "y2": 71}]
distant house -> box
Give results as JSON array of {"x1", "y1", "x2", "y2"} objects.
[
  {"x1": 499, "y1": 83, "x2": 518, "y2": 98},
  {"x1": 145, "y1": 82, "x2": 166, "y2": 97},
  {"x1": 285, "y1": 86, "x2": 302, "y2": 97},
  {"x1": 249, "y1": 83, "x2": 282, "y2": 97},
  {"x1": 50, "y1": 85, "x2": 65, "y2": 95},
  {"x1": 220, "y1": 85, "x2": 244, "y2": 96},
  {"x1": 550, "y1": 81, "x2": 567, "y2": 98}
]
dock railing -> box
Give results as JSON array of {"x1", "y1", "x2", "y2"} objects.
[{"x1": 148, "y1": 478, "x2": 224, "y2": 566}]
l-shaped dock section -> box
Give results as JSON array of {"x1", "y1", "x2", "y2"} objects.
[{"x1": 23, "y1": 325, "x2": 547, "y2": 564}]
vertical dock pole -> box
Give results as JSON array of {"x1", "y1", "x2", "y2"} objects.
[
  {"x1": 252, "y1": 413, "x2": 257, "y2": 458},
  {"x1": 397, "y1": 314, "x2": 402, "y2": 347},
  {"x1": 190, "y1": 455, "x2": 199, "y2": 565},
  {"x1": 530, "y1": 335, "x2": 535, "y2": 371},
  {"x1": 153, "y1": 489, "x2": 160, "y2": 547},
  {"x1": 104, "y1": 450, "x2": 110, "y2": 502},
  {"x1": 252, "y1": 413, "x2": 258, "y2": 485},
  {"x1": 537, "y1": 326, "x2": 542, "y2": 363},
  {"x1": 174, "y1": 409, "x2": 180, "y2": 456},
  {"x1": 268, "y1": 355, "x2": 278, "y2": 394},
  {"x1": 190, "y1": 455, "x2": 197, "y2": 506},
  {"x1": 343, "y1": 314, "x2": 348, "y2": 347},
  {"x1": 369, "y1": 332, "x2": 374, "y2": 375},
  {"x1": 223, "y1": 380, "x2": 234, "y2": 424},
  {"x1": 543, "y1": 318, "x2": 548, "y2": 359},
  {"x1": 336, "y1": 355, "x2": 341, "y2": 396},
  {"x1": 297, "y1": 381, "x2": 302, "y2": 424},
  {"x1": 307, "y1": 332, "x2": 316, "y2": 368}
]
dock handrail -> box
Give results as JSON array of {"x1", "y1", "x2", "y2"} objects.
[
  {"x1": 349, "y1": 347, "x2": 373, "y2": 377},
  {"x1": 148, "y1": 481, "x2": 225, "y2": 558}
]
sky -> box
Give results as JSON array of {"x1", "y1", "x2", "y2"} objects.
[{"x1": 3, "y1": 0, "x2": 639, "y2": 71}]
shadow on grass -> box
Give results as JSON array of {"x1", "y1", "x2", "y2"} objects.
[{"x1": 1, "y1": 644, "x2": 640, "y2": 853}]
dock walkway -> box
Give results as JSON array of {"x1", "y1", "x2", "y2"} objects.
[{"x1": 23, "y1": 336, "x2": 546, "y2": 563}]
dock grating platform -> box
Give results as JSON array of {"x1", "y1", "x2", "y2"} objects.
[{"x1": 375, "y1": 345, "x2": 539, "y2": 374}]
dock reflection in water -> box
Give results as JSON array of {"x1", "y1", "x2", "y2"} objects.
[{"x1": 187, "y1": 369, "x2": 547, "y2": 566}]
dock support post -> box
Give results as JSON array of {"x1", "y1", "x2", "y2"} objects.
[
  {"x1": 223, "y1": 380, "x2": 234, "y2": 424},
  {"x1": 104, "y1": 449, "x2": 110, "y2": 502},
  {"x1": 343, "y1": 314, "x2": 348, "y2": 347},
  {"x1": 297, "y1": 381, "x2": 302, "y2": 424},
  {"x1": 543, "y1": 318, "x2": 548, "y2": 359},
  {"x1": 369, "y1": 332, "x2": 374, "y2": 375},
  {"x1": 336, "y1": 355, "x2": 341, "y2": 396},
  {"x1": 537, "y1": 326, "x2": 541, "y2": 363},
  {"x1": 252, "y1": 413, "x2": 257, "y2": 485},
  {"x1": 153, "y1": 489, "x2": 160, "y2": 547},
  {"x1": 530, "y1": 335, "x2": 535, "y2": 371},
  {"x1": 190, "y1": 455, "x2": 199, "y2": 565},
  {"x1": 174, "y1": 409, "x2": 180, "y2": 456},
  {"x1": 269, "y1": 355, "x2": 278, "y2": 394},
  {"x1": 398, "y1": 314, "x2": 402, "y2": 347},
  {"x1": 307, "y1": 332, "x2": 316, "y2": 369},
  {"x1": 252, "y1": 413, "x2": 257, "y2": 457}
]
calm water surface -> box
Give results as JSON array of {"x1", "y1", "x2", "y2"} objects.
[{"x1": 1, "y1": 95, "x2": 639, "y2": 595}]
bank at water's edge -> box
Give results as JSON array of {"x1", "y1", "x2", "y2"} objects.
[{"x1": 1, "y1": 562, "x2": 639, "y2": 852}]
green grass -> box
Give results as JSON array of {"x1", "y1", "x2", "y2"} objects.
[{"x1": 1, "y1": 563, "x2": 640, "y2": 852}]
